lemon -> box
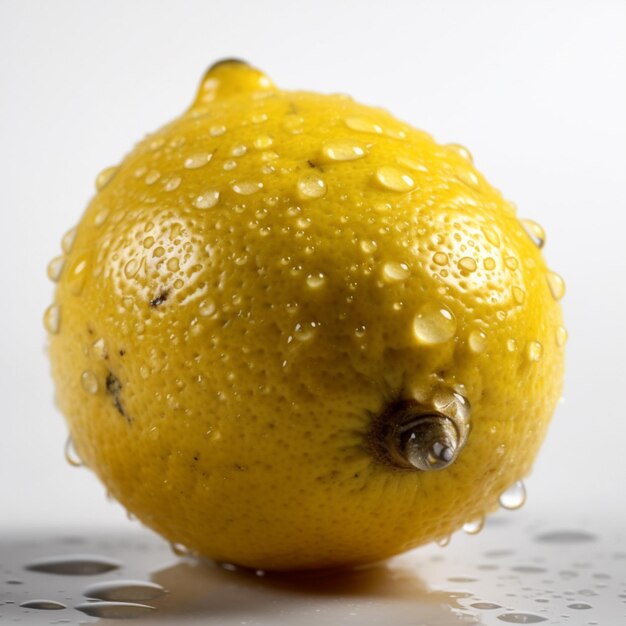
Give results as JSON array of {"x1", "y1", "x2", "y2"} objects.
[{"x1": 46, "y1": 60, "x2": 565, "y2": 571}]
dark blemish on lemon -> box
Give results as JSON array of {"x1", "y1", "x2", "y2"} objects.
[
  {"x1": 149, "y1": 289, "x2": 169, "y2": 308},
  {"x1": 106, "y1": 372, "x2": 129, "y2": 423}
]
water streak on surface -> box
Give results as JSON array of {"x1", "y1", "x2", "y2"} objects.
[
  {"x1": 83, "y1": 579, "x2": 166, "y2": 602},
  {"x1": 19, "y1": 599, "x2": 66, "y2": 610},
  {"x1": 534, "y1": 530, "x2": 597, "y2": 544},
  {"x1": 497, "y1": 613, "x2": 547, "y2": 623},
  {"x1": 75, "y1": 601, "x2": 155, "y2": 619},
  {"x1": 26, "y1": 554, "x2": 121, "y2": 575}
]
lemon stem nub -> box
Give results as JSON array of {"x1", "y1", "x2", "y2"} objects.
[
  {"x1": 208, "y1": 58, "x2": 251, "y2": 71},
  {"x1": 371, "y1": 396, "x2": 470, "y2": 471},
  {"x1": 400, "y1": 415, "x2": 459, "y2": 471}
]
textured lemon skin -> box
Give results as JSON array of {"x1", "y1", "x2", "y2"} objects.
[{"x1": 47, "y1": 62, "x2": 565, "y2": 571}]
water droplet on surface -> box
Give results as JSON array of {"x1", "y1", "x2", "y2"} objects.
[
  {"x1": 567, "y1": 602, "x2": 592, "y2": 609},
  {"x1": 261, "y1": 150, "x2": 279, "y2": 162},
  {"x1": 306, "y1": 273, "x2": 326, "y2": 289},
  {"x1": 463, "y1": 517, "x2": 485, "y2": 535},
  {"x1": 144, "y1": 170, "x2": 160, "y2": 185},
  {"x1": 47, "y1": 256, "x2": 65, "y2": 282},
  {"x1": 497, "y1": 613, "x2": 547, "y2": 623},
  {"x1": 198, "y1": 299, "x2": 216, "y2": 316},
  {"x1": 437, "y1": 535, "x2": 451, "y2": 547},
  {"x1": 253, "y1": 134, "x2": 273, "y2": 149},
  {"x1": 294, "y1": 321, "x2": 318, "y2": 342},
  {"x1": 512, "y1": 286, "x2": 526, "y2": 305},
  {"x1": 26, "y1": 554, "x2": 120, "y2": 575},
  {"x1": 164, "y1": 176, "x2": 181, "y2": 191},
  {"x1": 455, "y1": 167, "x2": 480, "y2": 189},
  {"x1": 92, "y1": 337, "x2": 107, "y2": 359},
  {"x1": 507, "y1": 338, "x2": 517, "y2": 352},
  {"x1": 64, "y1": 436, "x2": 83, "y2": 467},
  {"x1": 95, "y1": 166, "x2": 117, "y2": 191},
  {"x1": 184, "y1": 152, "x2": 212, "y2": 169},
  {"x1": 546, "y1": 270, "x2": 566, "y2": 300},
  {"x1": 344, "y1": 116, "x2": 383, "y2": 134},
  {"x1": 484, "y1": 257, "x2": 496, "y2": 270},
  {"x1": 382, "y1": 261, "x2": 410, "y2": 282},
  {"x1": 93, "y1": 207, "x2": 110, "y2": 227},
  {"x1": 297, "y1": 173, "x2": 327, "y2": 199},
  {"x1": 468, "y1": 329, "x2": 488, "y2": 353},
  {"x1": 124, "y1": 258, "x2": 141, "y2": 279},
  {"x1": 505, "y1": 256, "x2": 519, "y2": 270},
  {"x1": 68, "y1": 255, "x2": 89, "y2": 295},
  {"x1": 535, "y1": 530, "x2": 596, "y2": 544},
  {"x1": 19, "y1": 599, "x2": 66, "y2": 610},
  {"x1": 482, "y1": 226, "x2": 501, "y2": 247},
  {"x1": 499, "y1": 480, "x2": 527, "y2": 510},
  {"x1": 360, "y1": 239, "x2": 377, "y2": 254},
  {"x1": 169, "y1": 542, "x2": 191, "y2": 557},
  {"x1": 80, "y1": 370, "x2": 98, "y2": 394},
  {"x1": 75, "y1": 601, "x2": 155, "y2": 619},
  {"x1": 526, "y1": 341, "x2": 543, "y2": 362},
  {"x1": 83, "y1": 580, "x2": 166, "y2": 602},
  {"x1": 511, "y1": 565, "x2": 546, "y2": 573},
  {"x1": 521, "y1": 219, "x2": 546, "y2": 248},
  {"x1": 43, "y1": 304, "x2": 61, "y2": 334},
  {"x1": 322, "y1": 141, "x2": 366, "y2": 161},
  {"x1": 556, "y1": 325, "x2": 568, "y2": 347},
  {"x1": 209, "y1": 124, "x2": 226, "y2": 136},
  {"x1": 471, "y1": 602, "x2": 501, "y2": 610},
  {"x1": 61, "y1": 227, "x2": 77, "y2": 253},
  {"x1": 458, "y1": 256, "x2": 477, "y2": 273},
  {"x1": 447, "y1": 576, "x2": 477, "y2": 583},
  {"x1": 373, "y1": 166, "x2": 415, "y2": 192},
  {"x1": 231, "y1": 144, "x2": 247, "y2": 157},
  {"x1": 433, "y1": 252, "x2": 448, "y2": 266},
  {"x1": 447, "y1": 143, "x2": 474, "y2": 163},
  {"x1": 231, "y1": 180, "x2": 262, "y2": 195},
  {"x1": 413, "y1": 302, "x2": 457, "y2": 345},
  {"x1": 193, "y1": 190, "x2": 220, "y2": 209}
]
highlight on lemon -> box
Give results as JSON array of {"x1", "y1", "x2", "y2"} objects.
[{"x1": 45, "y1": 59, "x2": 565, "y2": 571}]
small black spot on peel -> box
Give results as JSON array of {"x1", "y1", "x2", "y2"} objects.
[
  {"x1": 105, "y1": 372, "x2": 130, "y2": 423},
  {"x1": 307, "y1": 159, "x2": 324, "y2": 173},
  {"x1": 149, "y1": 289, "x2": 169, "y2": 308},
  {"x1": 119, "y1": 349, "x2": 126, "y2": 357}
]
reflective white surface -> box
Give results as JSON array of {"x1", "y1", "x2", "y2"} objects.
[
  {"x1": 1, "y1": 509, "x2": 625, "y2": 625},
  {"x1": 0, "y1": 0, "x2": 625, "y2": 624}
]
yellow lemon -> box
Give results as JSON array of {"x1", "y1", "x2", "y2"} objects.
[{"x1": 46, "y1": 60, "x2": 565, "y2": 571}]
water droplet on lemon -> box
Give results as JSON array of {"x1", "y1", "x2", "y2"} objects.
[
  {"x1": 193, "y1": 190, "x2": 220, "y2": 209},
  {"x1": 373, "y1": 166, "x2": 415, "y2": 192},
  {"x1": 322, "y1": 141, "x2": 366, "y2": 161},
  {"x1": 297, "y1": 173, "x2": 327, "y2": 199},
  {"x1": 81, "y1": 370, "x2": 99, "y2": 394},
  {"x1": 499, "y1": 480, "x2": 527, "y2": 510},
  {"x1": 413, "y1": 302, "x2": 457, "y2": 345},
  {"x1": 43, "y1": 304, "x2": 61, "y2": 334}
]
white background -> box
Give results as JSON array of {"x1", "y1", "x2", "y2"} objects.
[{"x1": 1, "y1": 0, "x2": 625, "y2": 532}]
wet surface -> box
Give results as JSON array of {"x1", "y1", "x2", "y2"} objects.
[{"x1": 1, "y1": 512, "x2": 624, "y2": 625}]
